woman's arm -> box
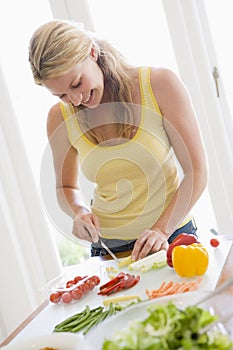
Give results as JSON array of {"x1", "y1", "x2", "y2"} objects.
[
  {"x1": 46, "y1": 103, "x2": 99, "y2": 242},
  {"x1": 132, "y1": 68, "x2": 208, "y2": 259}
]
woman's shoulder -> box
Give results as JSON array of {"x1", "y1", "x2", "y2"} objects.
[
  {"x1": 150, "y1": 67, "x2": 181, "y2": 87},
  {"x1": 46, "y1": 102, "x2": 64, "y2": 138},
  {"x1": 149, "y1": 67, "x2": 189, "y2": 108},
  {"x1": 136, "y1": 66, "x2": 181, "y2": 92}
]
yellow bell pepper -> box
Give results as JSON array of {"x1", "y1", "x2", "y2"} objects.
[{"x1": 172, "y1": 243, "x2": 209, "y2": 277}]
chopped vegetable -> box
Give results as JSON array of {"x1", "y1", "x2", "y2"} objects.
[
  {"x1": 145, "y1": 278, "x2": 202, "y2": 299},
  {"x1": 98, "y1": 272, "x2": 140, "y2": 296},
  {"x1": 118, "y1": 255, "x2": 133, "y2": 268},
  {"x1": 106, "y1": 266, "x2": 120, "y2": 279},
  {"x1": 103, "y1": 295, "x2": 141, "y2": 307},
  {"x1": 167, "y1": 233, "x2": 199, "y2": 267},
  {"x1": 128, "y1": 250, "x2": 167, "y2": 272},
  {"x1": 102, "y1": 302, "x2": 233, "y2": 349},
  {"x1": 172, "y1": 243, "x2": 209, "y2": 277}
]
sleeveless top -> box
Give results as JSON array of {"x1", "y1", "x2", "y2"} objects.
[{"x1": 60, "y1": 66, "x2": 180, "y2": 240}]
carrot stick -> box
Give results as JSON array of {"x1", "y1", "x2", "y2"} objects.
[{"x1": 145, "y1": 278, "x2": 202, "y2": 299}]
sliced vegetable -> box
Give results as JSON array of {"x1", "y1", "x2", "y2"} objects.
[
  {"x1": 128, "y1": 250, "x2": 167, "y2": 272},
  {"x1": 167, "y1": 233, "x2": 199, "y2": 267},
  {"x1": 172, "y1": 243, "x2": 209, "y2": 277},
  {"x1": 146, "y1": 278, "x2": 202, "y2": 299},
  {"x1": 105, "y1": 266, "x2": 120, "y2": 279},
  {"x1": 118, "y1": 255, "x2": 133, "y2": 268},
  {"x1": 98, "y1": 272, "x2": 140, "y2": 296},
  {"x1": 103, "y1": 295, "x2": 141, "y2": 307}
]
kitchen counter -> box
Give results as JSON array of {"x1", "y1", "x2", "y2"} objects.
[{"x1": 0, "y1": 240, "x2": 232, "y2": 347}]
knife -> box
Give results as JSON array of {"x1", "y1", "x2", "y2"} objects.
[
  {"x1": 210, "y1": 228, "x2": 233, "y2": 241},
  {"x1": 84, "y1": 227, "x2": 120, "y2": 262}
]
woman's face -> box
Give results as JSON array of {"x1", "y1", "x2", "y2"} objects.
[{"x1": 43, "y1": 54, "x2": 104, "y2": 108}]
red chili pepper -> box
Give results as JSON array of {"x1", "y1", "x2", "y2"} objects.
[{"x1": 98, "y1": 272, "x2": 140, "y2": 296}]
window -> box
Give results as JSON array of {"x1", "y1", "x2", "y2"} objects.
[
  {"x1": 87, "y1": 0, "x2": 178, "y2": 70},
  {"x1": 202, "y1": 0, "x2": 233, "y2": 156},
  {"x1": 0, "y1": 0, "x2": 90, "y2": 268}
]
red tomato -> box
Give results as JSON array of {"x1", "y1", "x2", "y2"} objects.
[
  {"x1": 210, "y1": 238, "x2": 220, "y2": 247},
  {"x1": 79, "y1": 282, "x2": 90, "y2": 295},
  {"x1": 86, "y1": 279, "x2": 96, "y2": 290},
  {"x1": 71, "y1": 287, "x2": 83, "y2": 300},
  {"x1": 49, "y1": 292, "x2": 61, "y2": 304},
  {"x1": 66, "y1": 280, "x2": 75, "y2": 288},
  {"x1": 73, "y1": 276, "x2": 83, "y2": 284},
  {"x1": 61, "y1": 292, "x2": 72, "y2": 303},
  {"x1": 90, "y1": 276, "x2": 100, "y2": 286}
]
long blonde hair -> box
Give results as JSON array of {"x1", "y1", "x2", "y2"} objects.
[{"x1": 29, "y1": 20, "x2": 135, "y2": 142}]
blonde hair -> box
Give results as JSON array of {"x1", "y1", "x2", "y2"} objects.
[{"x1": 29, "y1": 19, "x2": 135, "y2": 142}]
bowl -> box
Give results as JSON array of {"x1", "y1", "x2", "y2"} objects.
[
  {"x1": 0, "y1": 332, "x2": 84, "y2": 350},
  {"x1": 85, "y1": 290, "x2": 233, "y2": 349}
]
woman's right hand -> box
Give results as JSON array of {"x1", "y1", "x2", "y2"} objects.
[{"x1": 72, "y1": 211, "x2": 100, "y2": 243}]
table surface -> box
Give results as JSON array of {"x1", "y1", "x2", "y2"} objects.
[{"x1": 1, "y1": 241, "x2": 233, "y2": 347}]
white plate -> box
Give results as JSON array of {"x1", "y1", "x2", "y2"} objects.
[
  {"x1": 85, "y1": 290, "x2": 231, "y2": 350},
  {"x1": 1, "y1": 332, "x2": 84, "y2": 350}
]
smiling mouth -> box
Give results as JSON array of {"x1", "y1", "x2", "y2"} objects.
[{"x1": 82, "y1": 90, "x2": 93, "y2": 104}]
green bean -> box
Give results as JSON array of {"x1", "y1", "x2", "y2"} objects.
[
  {"x1": 66, "y1": 307, "x2": 103, "y2": 332},
  {"x1": 54, "y1": 305, "x2": 103, "y2": 331},
  {"x1": 53, "y1": 303, "x2": 122, "y2": 335},
  {"x1": 54, "y1": 305, "x2": 90, "y2": 331},
  {"x1": 54, "y1": 308, "x2": 88, "y2": 329},
  {"x1": 71, "y1": 308, "x2": 103, "y2": 333},
  {"x1": 83, "y1": 304, "x2": 119, "y2": 334}
]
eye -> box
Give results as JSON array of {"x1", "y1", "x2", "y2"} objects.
[{"x1": 72, "y1": 80, "x2": 81, "y2": 89}]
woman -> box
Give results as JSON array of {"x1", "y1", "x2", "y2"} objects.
[{"x1": 28, "y1": 19, "x2": 208, "y2": 260}]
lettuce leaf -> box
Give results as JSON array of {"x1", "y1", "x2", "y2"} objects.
[{"x1": 102, "y1": 302, "x2": 233, "y2": 350}]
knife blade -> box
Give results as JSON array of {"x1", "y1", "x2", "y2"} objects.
[
  {"x1": 98, "y1": 239, "x2": 120, "y2": 263},
  {"x1": 84, "y1": 226, "x2": 120, "y2": 262}
]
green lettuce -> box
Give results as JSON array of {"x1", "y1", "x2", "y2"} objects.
[{"x1": 102, "y1": 302, "x2": 233, "y2": 350}]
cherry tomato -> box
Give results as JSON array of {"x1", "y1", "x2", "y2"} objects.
[
  {"x1": 49, "y1": 292, "x2": 61, "y2": 304},
  {"x1": 71, "y1": 287, "x2": 83, "y2": 300},
  {"x1": 79, "y1": 282, "x2": 90, "y2": 295},
  {"x1": 66, "y1": 280, "x2": 75, "y2": 288},
  {"x1": 90, "y1": 275, "x2": 101, "y2": 286},
  {"x1": 74, "y1": 276, "x2": 83, "y2": 284},
  {"x1": 61, "y1": 292, "x2": 72, "y2": 303},
  {"x1": 86, "y1": 279, "x2": 96, "y2": 290},
  {"x1": 210, "y1": 238, "x2": 220, "y2": 247}
]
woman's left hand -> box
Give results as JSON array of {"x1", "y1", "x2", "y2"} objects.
[{"x1": 131, "y1": 228, "x2": 168, "y2": 261}]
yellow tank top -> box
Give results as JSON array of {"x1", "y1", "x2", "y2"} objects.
[{"x1": 60, "y1": 67, "x2": 179, "y2": 239}]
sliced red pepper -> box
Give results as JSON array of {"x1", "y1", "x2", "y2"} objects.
[
  {"x1": 98, "y1": 273, "x2": 140, "y2": 296},
  {"x1": 99, "y1": 272, "x2": 125, "y2": 291},
  {"x1": 99, "y1": 280, "x2": 124, "y2": 295}
]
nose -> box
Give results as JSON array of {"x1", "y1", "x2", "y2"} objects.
[{"x1": 68, "y1": 91, "x2": 82, "y2": 106}]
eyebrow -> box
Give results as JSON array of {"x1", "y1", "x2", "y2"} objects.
[{"x1": 51, "y1": 73, "x2": 81, "y2": 97}]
